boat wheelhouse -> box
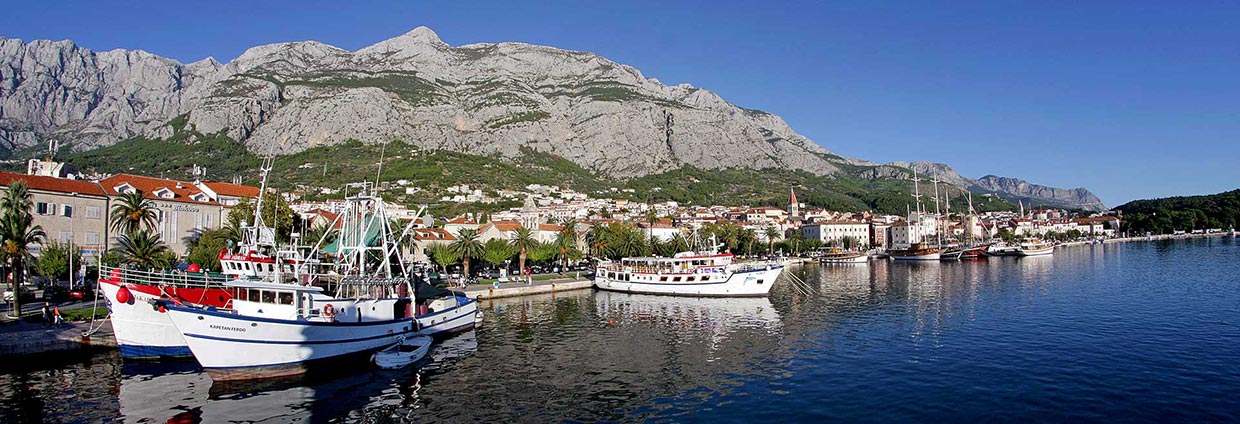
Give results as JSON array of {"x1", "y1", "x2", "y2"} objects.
[{"x1": 594, "y1": 251, "x2": 784, "y2": 297}]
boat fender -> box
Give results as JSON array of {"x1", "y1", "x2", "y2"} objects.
[
  {"x1": 323, "y1": 304, "x2": 335, "y2": 318},
  {"x1": 116, "y1": 286, "x2": 133, "y2": 304}
]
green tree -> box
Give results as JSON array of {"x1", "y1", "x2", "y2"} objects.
[
  {"x1": 509, "y1": 227, "x2": 537, "y2": 276},
  {"x1": 482, "y1": 238, "x2": 516, "y2": 270},
  {"x1": 763, "y1": 226, "x2": 780, "y2": 255},
  {"x1": 527, "y1": 241, "x2": 556, "y2": 264},
  {"x1": 427, "y1": 244, "x2": 460, "y2": 273},
  {"x1": 554, "y1": 222, "x2": 582, "y2": 271},
  {"x1": 186, "y1": 228, "x2": 236, "y2": 272},
  {"x1": 115, "y1": 229, "x2": 171, "y2": 269},
  {"x1": 1, "y1": 181, "x2": 44, "y2": 318},
  {"x1": 109, "y1": 190, "x2": 159, "y2": 235},
  {"x1": 448, "y1": 228, "x2": 485, "y2": 278},
  {"x1": 36, "y1": 240, "x2": 82, "y2": 281},
  {"x1": 226, "y1": 193, "x2": 297, "y2": 243}
]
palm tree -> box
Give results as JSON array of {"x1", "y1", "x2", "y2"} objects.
[
  {"x1": 1, "y1": 209, "x2": 43, "y2": 319},
  {"x1": 554, "y1": 224, "x2": 580, "y2": 272},
  {"x1": 448, "y1": 228, "x2": 485, "y2": 279},
  {"x1": 586, "y1": 222, "x2": 608, "y2": 258},
  {"x1": 509, "y1": 227, "x2": 536, "y2": 277},
  {"x1": 1, "y1": 181, "x2": 33, "y2": 216},
  {"x1": 763, "y1": 226, "x2": 780, "y2": 255},
  {"x1": 115, "y1": 229, "x2": 169, "y2": 269},
  {"x1": 110, "y1": 190, "x2": 159, "y2": 235}
]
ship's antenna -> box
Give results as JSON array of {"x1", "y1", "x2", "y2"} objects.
[{"x1": 374, "y1": 141, "x2": 389, "y2": 197}]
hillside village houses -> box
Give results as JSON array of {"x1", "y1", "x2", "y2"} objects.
[{"x1": 0, "y1": 160, "x2": 260, "y2": 260}]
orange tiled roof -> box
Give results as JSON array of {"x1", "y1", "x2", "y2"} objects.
[
  {"x1": 445, "y1": 217, "x2": 476, "y2": 225},
  {"x1": 538, "y1": 223, "x2": 564, "y2": 232},
  {"x1": 201, "y1": 181, "x2": 260, "y2": 198},
  {"x1": 99, "y1": 174, "x2": 216, "y2": 205},
  {"x1": 490, "y1": 220, "x2": 522, "y2": 232},
  {"x1": 413, "y1": 228, "x2": 457, "y2": 241},
  {"x1": 0, "y1": 172, "x2": 107, "y2": 196}
]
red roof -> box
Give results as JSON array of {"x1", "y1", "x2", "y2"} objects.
[
  {"x1": 99, "y1": 174, "x2": 216, "y2": 205},
  {"x1": 445, "y1": 217, "x2": 476, "y2": 225},
  {"x1": 0, "y1": 172, "x2": 107, "y2": 196},
  {"x1": 413, "y1": 228, "x2": 456, "y2": 241},
  {"x1": 538, "y1": 223, "x2": 564, "y2": 232},
  {"x1": 201, "y1": 181, "x2": 260, "y2": 198},
  {"x1": 490, "y1": 220, "x2": 522, "y2": 232}
]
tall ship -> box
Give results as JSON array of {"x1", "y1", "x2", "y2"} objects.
[
  {"x1": 594, "y1": 238, "x2": 784, "y2": 297},
  {"x1": 162, "y1": 187, "x2": 477, "y2": 380},
  {"x1": 891, "y1": 169, "x2": 942, "y2": 261}
]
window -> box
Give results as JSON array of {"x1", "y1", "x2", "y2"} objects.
[
  {"x1": 247, "y1": 289, "x2": 259, "y2": 301},
  {"x1": 61, "y1": 204, "x2": 73, "y2": 217},
  {"x1": 84, "y1": 206, "x2": 102, "y2": 219},
  {"x1": 261, "y1": 290, "x2": 275, "y2": 304},
  {"x1": 84, "y1": 232, "x2": 99, "y2": 246},
  {"x1": 36, "y1": 202, "x2": 51, "y2": 215},
  {"x1": 58, "y1": 231, "x2": 73, "y2": 242},
  {"x1": 278, "y1": 292, "x2": 293, "y2": 305}
]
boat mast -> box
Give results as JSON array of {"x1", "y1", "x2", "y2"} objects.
[
  {"x1": 911, "y1": 168, "x2": 923, "y2": 244},
  {"x1": 931, "y1": 171, "x2": 943, "y2": 246}
]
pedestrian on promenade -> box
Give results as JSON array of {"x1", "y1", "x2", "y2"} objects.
[
  {"x1": 52, "y1": 306, "x2": 61, "y2": 326},
  {"x1": 41, "y1": 302, "x2": 51, "y2": 324}
]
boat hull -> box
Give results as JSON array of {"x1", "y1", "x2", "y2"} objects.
[
  {"x1": 821, "y1": 255, "x2": 869, "y2": 264},
  {"x1": 1017, "y1": 247, "x2": 1055, "y2": 256},
  {"x1": 891, "y1": 252, "x2": 942, "y2": 261},
  {"x1": 417, "y1": 294, "x2": 478, "y2": 336},
  {"x1": 163, "y1": 305, "x2": 417, "y2": 380},
  {"x1": 99, "y1": 279, "x2": 232, "y2": 359},
  {"x1": 593, "y1": 266, "x2": 784, "y2": 297}
]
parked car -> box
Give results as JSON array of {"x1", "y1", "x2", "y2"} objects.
[
  {"x1": 69, "y1": 286, "x2": 94, "y2": 301},
  {"x1": 42, "y1": 285, "x2": 69, "y2": 302},
  {"x1": 3, "y1": 286, "x2": 35, "y2": 303}
]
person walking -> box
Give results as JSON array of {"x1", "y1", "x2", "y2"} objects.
[
  {"x1": 41, "y1": 302, "x2": 51, "y2": 325},
  {"x1": 52, "y1": 305, "x2": 61, "y2": 326}
]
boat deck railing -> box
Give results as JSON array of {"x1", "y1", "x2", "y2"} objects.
[{"x1": 100, "y1": 265, "x2": 236, "y2": 289}]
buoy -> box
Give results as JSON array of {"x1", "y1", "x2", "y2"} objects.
[
  {"x1": 187, "y1": 264, "x2": 201, "y2": 273},
  {"x1": 158, "y1": 305, "x2": 166, "y2": 313},
  {"x1": 609, "y1": 320, "x2": 615, "y2": 326},
  {"x1": 109, "y1": 268, "x2": 122, "y2": 283},
  {"x1": 116, "y1": 286, "x2": 133, "y2": 304},
  {"x1": 323, "y1": 304, "x2": 335, "y2": 317}
]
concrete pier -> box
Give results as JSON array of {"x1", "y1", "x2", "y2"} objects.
[
  {"x1": 463, "y1": 277, "x2": 594, "y2": 300},
  {"x1": 0, "y1": 319, "x2": 116, "y2": 357}
]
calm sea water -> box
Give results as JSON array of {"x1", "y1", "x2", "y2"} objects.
[{"x1": 2, "y1": 238, "x2": 1239, "y2": 422}]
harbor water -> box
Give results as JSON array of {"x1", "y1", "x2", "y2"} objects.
[{"x1": 2, "y1": 238, "x2": 1238, "y2": 422}]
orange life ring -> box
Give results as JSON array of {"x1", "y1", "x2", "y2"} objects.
[{"x1": 323, "y1": 304, "x2": 335, "y2": 317}]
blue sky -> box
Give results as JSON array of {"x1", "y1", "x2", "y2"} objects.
[{"x1": 3, "y1": 1, "x2": 1237, "y2": 206}]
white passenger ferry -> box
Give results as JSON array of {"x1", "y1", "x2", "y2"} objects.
[{"x1": 594, "y1": 247, "x2": 784, "y2": 297}]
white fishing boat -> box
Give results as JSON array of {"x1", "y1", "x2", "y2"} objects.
[
  {"x1": 1016, "y1": 239, "x2": 1055, "y2": 256},
  {"x1": 164, "y1": 188, "x2": 472, "y2": 380},
  {"x1": 97, "y1": 267, "x2": 238, "y2": 358},
  {"x1": 162, "y1": 280, "x2": 417, "y2": 380},
  {"x1": 986, "y1": 242, "x2": 1021, "y2": 257},
  {"x1": 594, "y1": 238, "x2": 784, "y2": 297},
  {"x1": 372, "y1": 335, "x2": 433, "y2": 369}
]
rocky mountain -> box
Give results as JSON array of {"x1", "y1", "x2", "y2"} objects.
[
  {"x1": 0, "y1": 27, "x2": 841, "y2": 178},
  {"x1": 0, "y1": 27, "x2": 1104, "y2": 210},
  {"x1": 885, "y1": 161, "x2": 1105, "y2": 211}
]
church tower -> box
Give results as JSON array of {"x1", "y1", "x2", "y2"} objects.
[{"x1": 789, "y1": 186, "x2": 799, "y2": 219}]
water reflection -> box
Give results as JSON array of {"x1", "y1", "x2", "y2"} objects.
[
  {"x1": 112, "y1": 329, "x2": 478, "y2": 423},
  {"x1": 6, "y1": 240, "x2": 1239, "y2": 422}
]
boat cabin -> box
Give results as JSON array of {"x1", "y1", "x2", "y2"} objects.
[{"x1": 228, "y1": 281, "x2": 325, "y2": 321}]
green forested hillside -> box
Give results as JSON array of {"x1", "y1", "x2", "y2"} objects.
[
  {"x1": 58, "y1": 137, "x2": 1015, "y2": 216},
  {"x1": 1115, "y1": 189, "x2": 1240, "y2": 234}
]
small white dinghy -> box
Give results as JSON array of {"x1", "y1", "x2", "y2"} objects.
[{"x1": 372, "y1": 335, "x2": 434, "y2": 369}]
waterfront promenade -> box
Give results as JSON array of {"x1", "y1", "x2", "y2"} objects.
[
  {"x1": 0, "y1": 318, "x2": 115, "y2": 357},
  {"x1": 462, "y1": 276, "x2": 593, "y2": 300}
]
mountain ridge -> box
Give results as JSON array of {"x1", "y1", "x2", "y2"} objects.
[{"x1": 1, "y1": 27, "x2": 1103, "y2": 210}]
